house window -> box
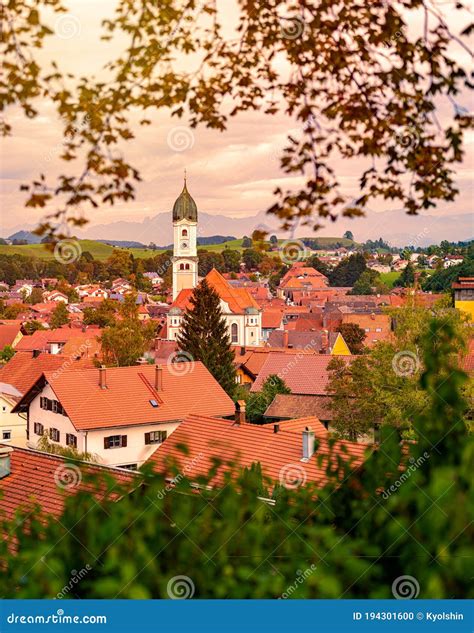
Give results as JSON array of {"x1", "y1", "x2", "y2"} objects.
[
  {"x1": 375, "y1": 327, "x2": 382, "y2": 332},
  {"x1": 144, "y1": 430, "x2": 167, "y2": 445},
  {"x1": 2, "y1": 431, "x2": 11, "y2": 440},
  {"x1": 66, "y1": 433, "x2": 77, "y2": 448},
  {"x1": 49, "y1": 428, "x2": 60, "y2": 442},
  {"x1": 104, "y1": 435, "x2": 127, "y2": 449},
  {"x1": 364, "y1": 328, "x2": 370, "y2": 333},
  {"x1": 182, "y1": 229, "x2": 188, "y2": 237},
  {"x1": 185, "y1": 263, "x2": 190, "y2": 270},
  {"x1": 231, "y1": 323, "x2": 238, "y2": 343},
  {"x1": 34, "y1": 422, "x2": 44, "y2": 436}
]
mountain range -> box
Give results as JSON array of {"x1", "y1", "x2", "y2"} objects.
[{"x1": 5, "y1": 209, "x2": 472, "y2": 248}]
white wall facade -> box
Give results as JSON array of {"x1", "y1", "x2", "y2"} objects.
[
  {"x1": 27, "y1": 383, "x2": 181, "y2": 468},
  {"x1": 172, "y1": 219, "x2": 198, "y2": 300}
]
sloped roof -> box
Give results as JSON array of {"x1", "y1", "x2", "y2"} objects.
[
  {"x1": 0, "y1": 446, "x2": 137, "y2": 521},
  {"x1": 172, "y1": 269, "x2": 260, "y2": 315},
  {"x1": 13, "y1": 362, "x2": 235, "y2": 431},
  {"x1": 0, "y1": 352, "x2": 68, "y2": 395},
  {"x1": 262, "y1": 416, "x2": 328, "y2": 438},
  {"x1": 251, "y1": 353, "x2": 354, "y2": 395},
  {"x1": 0, "y1": 324, "x2": 22, "y2": 349},
  {"x1": 261, "y1": 310, "x2": 284, "y2": 329},
  {"x1": 264, "y1": 394, "x2": 335, "y2": 421},
  {"x1": 150, "y1": 414, "x2": 369, "y2": 490}
]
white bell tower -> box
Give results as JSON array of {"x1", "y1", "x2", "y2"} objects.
[{"x1": 172, "y1": 173, "x2": 199, "y2": 300}]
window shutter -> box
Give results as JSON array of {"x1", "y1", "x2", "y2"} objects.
[
  {"x1": 144, "y1": 432, "x2": 150, "y2": 445},
  {"x1": 104, "y1": 437, "x2": 109, "y2": 449},
  {"x1": 121, "y1": 435, "x2": 127, "y2": 448}
]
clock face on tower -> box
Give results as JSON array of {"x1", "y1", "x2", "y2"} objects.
[{"x1": 181, "y1": 241, "x2": 188, "y2": 249}]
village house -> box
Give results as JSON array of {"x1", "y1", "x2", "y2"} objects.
[
  {"x1": 42, "y1": 290, "x2": 69, "y2": 303},
  {"x1": 12, "y1": 362, "x2": 234, "y2": 469},
  {"x1": 0, "y1": 383, "x2": 23, "y2": 445},
  {"x1": 452, "y1": 276, "x2": 474, "y2": 321}
]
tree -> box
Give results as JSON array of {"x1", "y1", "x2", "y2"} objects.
[
  {"x1": 177, "y1": 279, "x2": 237, "y2": 397},
  {"x1": 100, "y1": 296, "x2": 155, "y2": 366},
  {"x1": 395, "y1": 261, "x2": 415, "y2": 287},
  {"x1": 246, "y1": 375, "x2": 291, "y2": 424},
  {"x1": 337, "y1": 323, "x2": 366, "y2": 355},
  {"x1": 50, "y1": 302, "x2": 69, "y2": 328},
  {"x1": 26, "y1": 287, "x2": 44, "y2": 305},
  {"x1": 5, "y1": 2, "x2": 470, "y2": 242},
  {"x1": 23, "y1": 320, "x2": 47, "y2": 335},
  {"x1": 306, "y1": 255, "x2": 330, "y2": 278},
  {"x1": 0, "y1": 345, "x2": 15, "y2": 363},
  {"x1": 222, "y1": 249, "x2": 241, "y2": 273},
  {"x1": 241, "y1": 236, "x2": 252, "y2": 248},
  {"x1": 329, "y1": 253, "x2": 367, "y2": 287},
  {"x1": 197, "y1": 251, "x2": 225, "y2": 276},
  {"x1": 269, "y1": 235, "x2": 278, "y2": 246},
  {"x1": 343, "y1": 231, "x2": 354, "y2": 241},
  {"x1": 83, "y1": 299, "x2": 117, "y2": 328},
  {"x1": 422, "y1": 257, "x2": 474, "y2": 292},
  {"x1": 242, "y1": 248, "x2": 263, "y2": 271}
]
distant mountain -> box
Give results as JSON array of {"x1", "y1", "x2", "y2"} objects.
[
  {"x1": 77, "y1": 208, "x2": 472, "y2": 248},
  {"x1": 97, "y1": 239, "x2": 147, "y2": 248},
  {"x1": 197, "y1": 235, "x2": 236, "y2": 246},
  {"x1": 8, "y1": 230, "x2": 42, "y2": 244}
]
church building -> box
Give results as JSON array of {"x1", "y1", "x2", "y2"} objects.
[{"x1": 167, "y1": 179, "x2": 262, "y2": 346}]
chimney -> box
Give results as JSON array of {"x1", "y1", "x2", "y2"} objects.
[
  {"x1": 283, "y1": 330, "x2": 289, "y2": 348},
  {"x1": 302, "y1": 426, "x2": 315, "y2": 461},
  {"x1": 99, "y1": 365, "x2": 107, "y2": 389},
  {"x1": 0, "y1": 446, "x2": 13, "y2": 479},
  {"x1": 155, "y1": 364, "x2": 163, "y2": 391},
  {"x1": 240, "y1": 345, "x2": 246, "y2": 356},
  {"x1": 273, "y1": 423, "x2": 280, "y2": 434},
  {"x1": 321, "y1": 329, "x2": 329, "y2": 353},
  {"x1": 234, "y1": 400, "x2": 246, "y2": 425}
]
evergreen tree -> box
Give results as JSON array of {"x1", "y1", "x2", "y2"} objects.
[
  {"x1": 177, "y1": 279, "x2": 237, "y2": 397},
  {"x1": 395, "y1": 261, "x2": 415, "y2": 287},
  {"x1": 329, "y1": 253, "x2": 367, "y2": 286}
]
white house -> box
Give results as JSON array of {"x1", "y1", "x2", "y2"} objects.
[
  {"x1": 0, "y1": 383, "x2": 24, "y2": 446},
  {"x1": 13, "y1": 363, "x2": 234, "y2": 469}
]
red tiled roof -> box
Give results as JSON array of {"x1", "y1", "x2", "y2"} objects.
[
  {"x1": 0, "y1": 352, "x2": 67, "y2": 395},
  {"x1": 0, "y1": 324, "x2": 22, "y2": 349},
  {"x1": 251, "y1": 353, "x2": 354, "y2": 395},
  {"x1": 0, "y1": 446, "x2": 137, "y2": 521},
  {"x1": 14, "y1": 362, "x2": 235, "y2": 430},
  {"x1": 263, "y1": 416, "x2": 328, "y2": 438},
  {"x1": 14, "y1": 327, "x2": 101, "y2": 360},
  {"x1": 264, "y1": 394, "x2": 335, "y2": 421},
  {"x1": 150, "y1": 414, "x2": 369, "y2": 490},
  {"x1": 261, "y1": 310, "x2": 284, "y2": 329}
]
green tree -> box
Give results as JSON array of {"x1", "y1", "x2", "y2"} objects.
[
  {"x1": 337, "y1": 323, "x2": 366, "y2": 354},
  {"x1": 242, "y1": 248, "x2": 263, "y2": 271},
  {"x1": 329, "y1": 253, "x2": 367, "y2": 287},
  {"x1": 222, "y1": 249, "x2": 241, "y2": 273},
  {"x1": 241, "y1": 236, "x2": 252, "y2": 248},
  {"x1": 307, "y1": 255, "x2": 330, "y2": 278},
  {"x1": 177, "y1": 279, "x2": 237, "y2": 397},
  {"x1": 197, "y1": 251, "x2": 225, "y2": 276},
  {"x1": 0, "y1": 345, "x2": 15, "y2": 363},
  {"x1": 83, "y1": 299, "x2": 117, "y2": 328},
  {"x1": 100, "y1": 295, "x2": 155, "y2": 366},
  {"x1": 246, "y1": 375, "x2": 291, "y2": 424},
  {"x1": 395, "y1": 261, "x2": 415, "y2": 287},
  {"x1": 50, "y1": 302, "x2": 69, "y2": 328},
  {"x1": 26, "y1": 287, "x2": 44, "y2": 305},
  {"x1": 343, "y1": 231, "x2": 354, "y2": 241}
]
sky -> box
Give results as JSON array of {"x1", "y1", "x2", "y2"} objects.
[{"x1": 1, "y1": 0, "x2": 472, "y2": 239}]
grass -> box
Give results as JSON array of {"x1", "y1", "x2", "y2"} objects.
[
  {"x1": 0, "y1": 236, "x2": 357, "y2": 261},
  {"x1": 380, "y1": 271, "x2": 401, "y2": 288}
]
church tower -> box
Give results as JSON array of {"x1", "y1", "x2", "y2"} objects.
[{"x1": 171, "y1": 175, "x2": 198, "y2": 300}]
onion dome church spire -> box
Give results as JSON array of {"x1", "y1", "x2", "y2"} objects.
[{"x1": 172, "y1": 170, "x2": 198, "y2": 222}]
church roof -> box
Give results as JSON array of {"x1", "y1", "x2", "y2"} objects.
[{"x1": 172, "y1": 180, "x2": 198, "y2": 222}]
